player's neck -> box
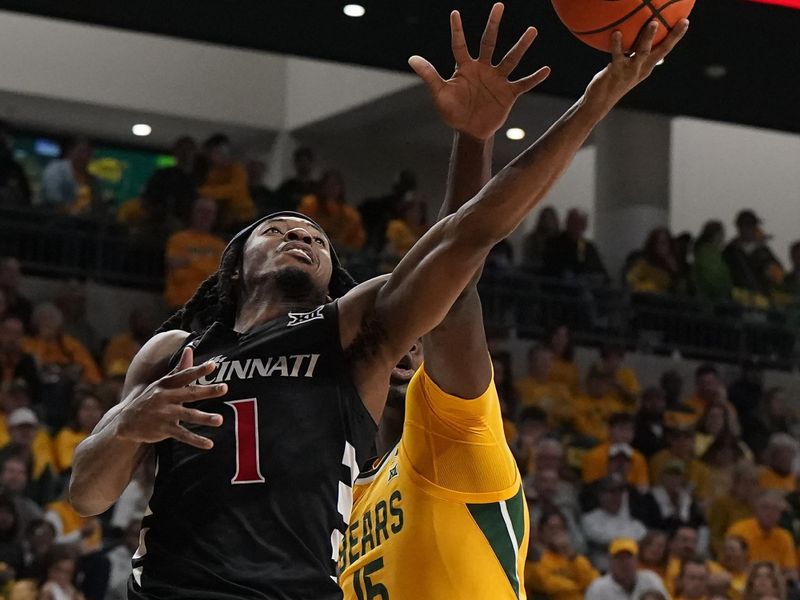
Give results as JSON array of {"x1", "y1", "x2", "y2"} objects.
[{"x1": 375, "y1": 406, "x2": 403, "y2": 455}]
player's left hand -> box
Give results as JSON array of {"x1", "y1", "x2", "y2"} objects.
[
  {"x1": 409, "y1": 3, "x2": 550, "y2": 141},
  {"x1": 584, "y1": 19, "x2": 689, "y2": 112}
]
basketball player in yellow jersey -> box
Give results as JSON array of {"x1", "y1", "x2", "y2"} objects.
[{"x1": 338, "y1": 4, "x2": 689, "y2": 600}]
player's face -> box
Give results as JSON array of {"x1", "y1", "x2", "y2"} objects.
[{"x1": 243, "y1": 217, "x2": 333, "y2": 296}]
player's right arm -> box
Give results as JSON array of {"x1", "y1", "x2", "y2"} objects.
[
  {"x1": 340, "y1": 18, "x2": 690, "y2": 421},
  {"x1": 69, "y1": 336, "x2": 226, "y2": 517}
]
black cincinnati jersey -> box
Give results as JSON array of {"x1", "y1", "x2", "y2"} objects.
[{"x1": 128, "y1": 302, "x2": 377, "y2": 600}]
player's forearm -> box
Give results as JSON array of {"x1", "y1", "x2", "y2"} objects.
[
  {"x1": 452, "y1": 95, "x2": 611, "y2": 247},
  {"x1": 438, "y1": 132, "x2": 493, "y2": 221},
  {"x1": 70, "y1": 410, "x2": 146, "y2": 516},
  {"x1": 424, "y1": 133, "x2": 494, "y2": 396}
]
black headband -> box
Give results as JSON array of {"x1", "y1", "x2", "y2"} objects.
[{"x1": 224, "y1": 210, "x2": 343, "y2": 269}]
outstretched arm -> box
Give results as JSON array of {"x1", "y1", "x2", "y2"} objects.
[
  {"x1": 419, "y1": 4, "x2": 541, "y2": 398},
  {"x1": 341, "y1": 18, "x2": 689, "y2": 419}
]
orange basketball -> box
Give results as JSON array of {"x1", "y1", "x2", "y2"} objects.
[{"x1": 551, "y1": 0, "x2": 695, "y2": 53}]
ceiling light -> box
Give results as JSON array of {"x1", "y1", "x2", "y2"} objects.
[
  {"x1": 506, "y1": 128, "x2": 526, "y2": 141},
  {"x1": 343, "y1": 4, "x2": 366, "y2": 17},
  {"x1": 704, "y1": 64, "x2": 727, "y2": 79},
  {"x1": 132, "y1": 123, "x2": 152, "y2": 137}
]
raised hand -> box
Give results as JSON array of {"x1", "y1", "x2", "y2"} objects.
[
  {"x1": 115, "y1": 347, "x2": 225, "y2": 449},
  {"x1": 585, "y1": 19, "x2": 690, "y2": 112},
  {"x1": 408, "y1": 3, "x2": 550, "y2": 141}
]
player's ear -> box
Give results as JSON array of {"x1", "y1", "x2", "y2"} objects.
[{"x1": 232, "y1": 269, "x2": 240, "y2": 281}]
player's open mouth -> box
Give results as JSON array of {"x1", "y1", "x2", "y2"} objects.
[
  {"x1": 283, "y1": 247, "x2": 314, "y2": 264},
  {"x1": 391, "y1": 366, "x2": 415, "y2": 383}
]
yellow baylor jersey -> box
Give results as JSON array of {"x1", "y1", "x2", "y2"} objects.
[{"x1": 339, "y1": 365, "x2": 529, "y2": 600}]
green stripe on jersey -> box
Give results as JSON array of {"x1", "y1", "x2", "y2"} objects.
[{"x1": 467, "y1": 487, "x2": 524, "y2": 599}]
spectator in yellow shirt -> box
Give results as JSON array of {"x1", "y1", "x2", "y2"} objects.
[
  {"x1": 719, "y1": 536, "x2": 750, "y2": 600},
  {"x1": 708, "y1": 463, "x2": 759, "y2": 557},
  {"x1": 515, "y1": 344, "x2": 574, "y2": 429},
  {"x1": 22, "y1": 303, "x2": 101, "y2": 386},
  {"x1": 582, "y1": 412, "x2": 650, "y2": 489},
  {"x1": 573, "y1": 367, "x2": 629, "y2": 443},
  {"x1": 382, "y1": 198, "x2": 427, "y2": 271},
  {"x1": 102, "y1": 309, "x2": 154, "y2": 377},
  {"x1": 526, "y1": 507, "x2": 599, "y2": 600},
  {"x1": 164, "y1": 197, "x2": 226, "y2": 310},
  {"x1": 196, "y1": 134, "x2": 255, "y2": 229},
  {"x1": 626, "y1": 227, "x2": 683, "y2": 295},
  {"x1": 758, "y1": 434, "x2": 798, "y2": 494},
  {"x1": 545, "y1": 324, "x2": 581, "y2": 394},
  {"x1": 596, "y1": 343, "x2": 641, "y2": 407},
  {"x1": 727, "y1": 491, "x2": 798, "y2": 579},
  {"x1": 650, "y1": 425, "x2": 713, "y2": 504},
  {"x1": 53, "y1": 393, "x2": 104, "y2": 473},
  {"x1": 298, "y1": 170, "x2": 366, "y2": 253}
]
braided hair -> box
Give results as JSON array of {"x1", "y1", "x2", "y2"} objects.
[{"x1": 157, "y1": 212, "x2": 357, "y2": 335}]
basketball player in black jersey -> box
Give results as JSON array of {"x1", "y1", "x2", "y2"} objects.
[{"x1": 69, "y1": 6, "x2": 688, "y2": 599}]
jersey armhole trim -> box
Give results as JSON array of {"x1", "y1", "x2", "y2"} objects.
[{"x1": 397, "y1": 441, "x2": 521, "y2": 504}]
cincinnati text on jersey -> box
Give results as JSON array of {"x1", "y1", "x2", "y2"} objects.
[{"x1": 196, "y1": 354, "x2": 321, "y2": 384}]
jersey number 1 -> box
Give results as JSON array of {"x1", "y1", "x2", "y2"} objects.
[{"x1": 226, "y1": 399, "x2": 266, "y2": 484}]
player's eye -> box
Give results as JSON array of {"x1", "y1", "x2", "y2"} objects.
[
  {"x1": 313, "y1": 237, "x2": 326, "y2": 247},
  {"x1": 265, "y1": 226, "x2": 282, "y2": 235}
]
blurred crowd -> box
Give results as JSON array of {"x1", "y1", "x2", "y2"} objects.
[
  {"x1": 3, "y1": 124, "x2": 800, "y2": 599},
  {"x1": 501, "y1": 326, "x2": 800, "y2": 599}
]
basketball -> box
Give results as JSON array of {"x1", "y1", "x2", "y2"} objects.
[{"x1": 551, "y1": 0, "x2": 695, "y2": 53}]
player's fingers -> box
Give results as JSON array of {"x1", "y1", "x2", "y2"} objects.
[
  {"x1": 170, "y1": 425, "x2": 214, "y2": 450},
  {"x1": 164, "y1": 382, "x2": 228, "y2": 404},
  {"x1": 408, "y1": 55, "x2": 447, "y2": 95},
  {"x1": 498, "y1": 27, "x2": 538, "y2": 76},
  {"x1": 633, "y1": 20, "x2": 659, "y2": 61},
  {"x1": 648, "y1": 18, "x2": 689, "y2": 66},
  {"x1": 512, "y1": 65, "x2": 551, "y2": 95},
  {"x1": 178, "y1": 407, "x2": 224, "y2": 428},
  {"x1": 450, "y1": 10, "x2": 472, "y2": 64},
  {"x1": 610, "y1": 31, "x2": 625, "y2": 65},
  {"x1": 478, "y1": 3, "x2": 504, "y2": 64},
  {"x1": 161, "y1": 361, "x2": 216, "y2": 388},
  {"x1": 165, "y1": 347, "x2": 193, "y2": 376}
]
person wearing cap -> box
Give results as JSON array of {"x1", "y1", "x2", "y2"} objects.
[
  {"x1": 584, "y1": 538, "x2": 669, "y2": 600},
  {"x1": 0, "y1": 381, "x2": 53, "y2": 470},
  {"x1": 163, "y1": 196, "x2": 226, "y2": 310},
  {"x1": 526, "y1": 505, "x2": 598, "y2": 600},
  {"x1": 583, "y1": 413, "x2": 650, "y2": 489},
  {"x1": 0, "y1": 407, "x2": 57, "y2": 505},
  {"x1": 581, "y1": 475, "x2": 648, "y2": 571},
  {"x1": 727, "y1": 490, "x2": 798, "y2": 580},
  {"x1": 0, "y1": 316, "x2": 40, "y2": 400},
  {"x1": 638, "y1": 459, "x2": 707, "y2": 533},
  {"x1": 723, "y1": 209, "x2": 784, "y2": 301},
  {"x1": 649, "y1": 423, "x2": 713, "y2": 505}
]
